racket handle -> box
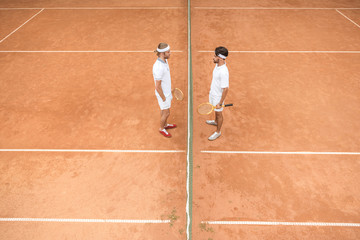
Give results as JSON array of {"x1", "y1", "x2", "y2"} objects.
[{"x1": 224, "y1": 104, "x2": 233, "y2": 107}]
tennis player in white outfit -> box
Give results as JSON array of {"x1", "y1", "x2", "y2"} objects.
[
  {"x1": 153, "y1": 43, "x2": 177, "y2": 138},
  {"x1": 207, "y1": 46, "x2": 229, "y2": 141}
]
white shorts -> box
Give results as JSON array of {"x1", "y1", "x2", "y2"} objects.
[
  {"x1": 209, "y1": 94, "x2": 223, "y2": 112},
  {"x1": 156, "y1": 95, "x2": 172, "y2": 110}
]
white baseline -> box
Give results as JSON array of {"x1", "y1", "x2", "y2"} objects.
[
  {"x1": 0, "y1": 7, "x2": 184, "y2": 10},
  {"x1": 202, "y1": 220, "x2": 360, "y2": 227},
  {"x1": 0, "y1": 149, "x2": 185, "y2": 153},
  {"x1": 0, "y1": 50, "x2": 183, "y2": 53},
  {"x1": 0, "y1": 218, "x2": 169, "y2": 223},
  {"x1": 198, "y1": 50, "x2": 360, "y2": 53},
  {"x1": 201, "y1": 151, "x2": 360, "y2": 155},
  {"x1": 195, "y1": 7, "x2": 360, "y2": 10}
]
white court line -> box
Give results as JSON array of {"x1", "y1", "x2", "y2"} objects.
[
  {"x1": 201, "y1": 151, "x2": 360, "y2": 155},
  {"x1": 336, "y1": 9, "x2": 360, "y2": 29},
  {"x1": 0, "y1": 7, "x2": 184, "y2": 10},
  {"x1": 0, "y1": 218, "x2": 170, "y2": 223},
  {"x1": 195, "y1": 7, "x2": 360, "y2": 10},
  {"x1": 0, "y1": 50, "x2": 183, "y2": 53},
  {"x1": 198, "y1": 50, "x2": 360, "y2": 53},
  {"x1": 202, "y1": 221, "x2": 360, "y2": 227},
  {"x1": 1, "y1": 7, "x2": 358, "y2": 10},
  {"x1": 0, "y1": 8, "x2": 44, "y2": 44},
  {"x1": 0, "y1": 149, "x2": 185, "y2": 153}
]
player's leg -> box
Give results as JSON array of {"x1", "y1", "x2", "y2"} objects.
[
  {"x1": 208, "y1": 105, "x2": 223, "y2": 141},
  {"x1": 157, "y1": 96, "x2": 172, "y2": 137},
  {"x1": 160, "y1": 109, "x2": 170, "y2": 130},
  {"x1": 159, "y1": 108, "x2": 171, "y2": 137},
  {"x1": 206, "y1": 94, "x2": 218, "y2": 126},
  {"x1": 162, "y1": 97, "x2": 176, "y2": 129},
  {"x1": 215, "y1": 111, "x2": 223, "y2": 132}
]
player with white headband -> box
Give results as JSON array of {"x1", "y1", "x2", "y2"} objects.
[
  {"x1": 206, "y1": 46, "x2": 230, "y2": 141},
  {"x1": 152, "y1": 43, "x2": 176, "y2": 138}
]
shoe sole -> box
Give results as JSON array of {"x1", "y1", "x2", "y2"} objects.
[{"x1": 206, "y1": 122, "x2": 217, "y2": 126}]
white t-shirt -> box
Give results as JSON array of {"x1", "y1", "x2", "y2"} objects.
[
  {"x1": 153, "y1": 58, "x2": 172, "y2": 98},
  {"x1": 210, "y1": 63, "x2": 229, "y2": 97}
]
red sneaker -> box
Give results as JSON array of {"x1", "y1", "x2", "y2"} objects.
[
  {"x1": 159, "y1": 129, "x2": 172, "y2": 138},
  {"x1": 165, "y1": 124, "x2": 177, "y2": 129}
]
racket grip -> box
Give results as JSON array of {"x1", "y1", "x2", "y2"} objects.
[{"x1": 224, "y1": 104, "x2": 233, "y2": 107}]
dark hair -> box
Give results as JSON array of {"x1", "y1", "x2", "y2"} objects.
[{"x1": 215, "y1": 46, "x2": 228, "y2": 58}]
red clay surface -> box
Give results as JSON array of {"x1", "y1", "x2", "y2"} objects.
[
  {"x1": 1, "y1": 0, "x2": 360, "y2": 239},
  {"x1": 0, "y1": 152, "x2": 187, "y2": 239},
  {"x1": 194, "y1": 155, "x2": 360, "y2": 221},
  {"x1": 192, "y1": 9, "x2": 360, "y2": 51},
  {"x1": 0, "y1": 9, "x2": 187, "y2": 51},
  {"x1": 0, "y1": 10, "x2": 41, "y2": 40},
  {"x1": 1, "y1": 223, "x2": 186, "y2": 240},
  {"x1": 0, "y1": 52, "x2": 187, "y2": 149},
  {"x1": 1, "y1": 4, "x2": 188, "y2": 240},
  {"x1": 191, "y1": 2, "x2": 360, "y2": 240},
  {"x1": 193, "y1": 53, "x2": 360, "y2": 152},
  {"x1": 192, "y1": 0, "x2": 360, "y2": 8},
  {"x1": 340, "y1": 9, "x2": 360, "y2": 26},
  {"x1": 196, "y1": 225, "x2": 360, "y2": 240},
  {"x1": 0, "y1": 0, "x2": 186, "y2": 8},
  {"x1": 192, "y1": 154, "x2": 360, "y2": 239}
]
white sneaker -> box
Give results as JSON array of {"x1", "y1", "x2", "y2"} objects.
[
  {"x1": 206, "y1": 120, "x2": 217, "y2": 126},
  {"x1": 208, "y1": 131, "x2": 221, "y2": 141}
]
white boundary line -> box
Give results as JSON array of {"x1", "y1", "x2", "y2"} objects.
[
  {"x1": 0, "y1": 8, "x2": 44, "y2": 44},
  {"x1": 0, "y1": 218, "x2": 170, "y2": 223},
  {"x1": 0, "y1": 50, "x2": 184, "y2": 53},
  {"x1": 198, "y1": 50, "x2": 360, "y2": 53},
  {"x1": 194, "y1": 7, "x2": 360, "y2": 10},
  {"x1": 1, "y1": 7, "x2": 359, "y2": 10},
  {"x1": 0, "y1": 149, "x2": 185, "y2": 153},
  {"x1": 336, "y1": 9, "x2": 360, "y2": 29},
  {"x1": 201, "y1": 151, "x2": 360, "y2": 155},
  {"x1": 0, "y1": 7, "x2": 184, "y2": 10},
  {"x1": 202, "y1": 221, "x2": 360, "y2": 227}
]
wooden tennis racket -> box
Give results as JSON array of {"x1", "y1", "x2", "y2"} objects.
[
  {"x1": 197, "y1": 102, "x2": 233, "y2": 115},
  {"x1": 172, "y1": 88, "x2": 184, "y2": 100}
]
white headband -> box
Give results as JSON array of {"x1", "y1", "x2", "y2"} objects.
[
  {"x1": 157, "y1": 45, "x2": 170, "y2": 53},
  {"x1": 217, "y1": 53, "x2": 227, "y2": 59}
]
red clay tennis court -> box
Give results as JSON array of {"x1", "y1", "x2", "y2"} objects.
[{"x1": 1, "y1": 0, "x2": 360, "y2": 239}]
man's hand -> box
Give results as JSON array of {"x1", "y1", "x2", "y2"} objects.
[
  {"x1": 155, "y1": 80, "x2": 166, "y2": 102},
  {"x1": 216, "y1": 88, "x2": 228, "y2": 109}
]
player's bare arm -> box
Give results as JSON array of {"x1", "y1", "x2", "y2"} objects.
[{"x1": 216, "y1": 87, "x2": 228, "y2": 109}]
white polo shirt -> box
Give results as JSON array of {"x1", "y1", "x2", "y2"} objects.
[
  {"x1": 153, "y1": 58, "x2": 172, "y2": 98},
  {"x1": 210, "y1": 63, "x2": 229, "y2": 97}
]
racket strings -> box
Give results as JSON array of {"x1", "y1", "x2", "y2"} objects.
[
  {"x1": 198, "y1": 103, "x2": 213, "y2": 115},
  {"x1": 173, "y1": 88, "x2": 184, "y2": 100}
]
